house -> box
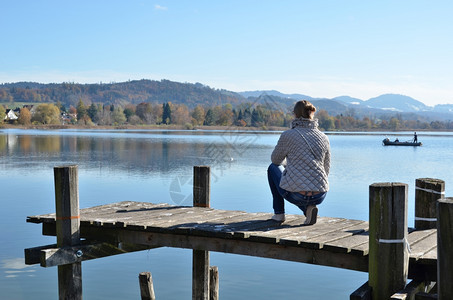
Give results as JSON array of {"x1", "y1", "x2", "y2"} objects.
[{"x1": 4, "y1": 109, "x2": 18, "y2": 121}]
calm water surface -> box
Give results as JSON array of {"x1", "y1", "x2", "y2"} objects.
[{"x1": 1, "y1": 129, "x2": 452, "y2": 299}]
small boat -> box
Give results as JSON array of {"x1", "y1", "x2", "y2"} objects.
[{"x1": 382, "y1": 138, "x2": 422, "y2": 146}]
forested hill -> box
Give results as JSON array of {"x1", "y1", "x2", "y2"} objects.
[{"x1": 0, "y1": 79, "x2": 247, "y2": 108}]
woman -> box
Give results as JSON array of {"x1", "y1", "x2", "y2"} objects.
[{"x1": 267, "y1": 100, "x2": 330, "y2": 225}]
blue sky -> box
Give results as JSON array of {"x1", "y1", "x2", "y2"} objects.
[{"x1": 1, "y1": 1, "x2": 452, "y2": 106}]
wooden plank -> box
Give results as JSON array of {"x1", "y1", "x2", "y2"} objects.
[
  {"x1": 40, "y1": 242, "x2": 154, "y2": 267},
  {"x1": 278, "y1": 217, "x2": 356, "y2": 248},
  {"x1": 391, "y1": 280, "x2": 436, "y2": 300},
  {"x1": 350, "y1": 281, "x2": 371, "y2": 300},
  {"x1": 322, "y1": 233, "x2": 369, "y2": 255},
  {"x1": 78, "y1": 226, "x2": 370, "y2": 272},
  {"x1": 409, "y1": 231, "x2": 437, "y2": 260}
]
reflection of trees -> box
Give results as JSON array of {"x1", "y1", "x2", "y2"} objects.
[
  {"x1": 36, "y1": 136, "x2": 61, "y2": 153},
  {"x1": 0, "y1": 132, "x2": 225, "y2": 176},
  {"x1": 0, "y1": 135, "x2": 6, "y2": 154}
]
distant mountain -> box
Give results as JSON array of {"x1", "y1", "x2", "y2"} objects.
[
  {"x1": 433, "y1": 104, "x2": 453, "y2": 113},
  {"x1": 245, "y1": 90, "x2": 453, "y2": 121},
  {"x1": 365, "y1": 94, "x2": 430, "y2": 112},
  {"x1": 239, "y1": 90, "x2": 315, "y2": 101},
  {"x1": 333, "y1": 96, "x2": 365, "y2": 106}
]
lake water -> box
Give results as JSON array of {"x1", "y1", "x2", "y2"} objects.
[{"x1": 1, "y1": 129, "x2": 452, "y2": 299}]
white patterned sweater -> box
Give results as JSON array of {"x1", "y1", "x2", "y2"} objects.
[{"x1": 271, "y1": 117, "x2": 331, "y2": 192}]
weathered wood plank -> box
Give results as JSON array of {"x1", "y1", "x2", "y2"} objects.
[
  {"x1": 409, "y1": 231, "x2": 437, "y2": 260},
  {"x1": 41, "y1": 242, "x2": 154, "y2": 267},
  {"x1": 322, "y1": 232, "x2": 369, "y2": 255},
  {"x1": 27, "y1": 200, "x2": 439, "y2": 281},
  {"x1": 78, "y1": 226, "x2": 370, "y2": 272},
  {"x1": 391, "y1": 280, "x2": 436, "y2": 300},
  {"x1": 350, "y1": 281, "x2": 371, "y2": 300}
]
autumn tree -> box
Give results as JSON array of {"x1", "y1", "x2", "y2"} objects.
[
  {"x1": 18, "y1": 107, "x2": 32, "y2": 125},
  {"x1": 76, "y1": 99, "x2": 87, "y2": 120},
  {"x1": 316, "y1": 110, "x2": 335, "y2": 131},
  {"x1": 31, "y1": 104, "x2": 61, "y2": 124},
  {"x1": 191, "y1": 105, "x2": 205, "y2": 125},
  {"x1": 136, "y1": 102, "x2": 153, "y2": 124},
  {"x1": 171, "y1": 104, "x2": 191, "y2": 125},
  {"x1": 112, "y1": 106, "x2": 127, "y2": 125},
  {"x1": 123, "y1": 104, "x2": 136, "y2": 122},
  {"x1": 0, "y1": 105, "x2": 5, "y2": 121}
]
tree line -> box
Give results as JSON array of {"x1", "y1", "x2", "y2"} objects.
[{"x1": 2, "y1": 100, "x2": 453, "y2": 131}]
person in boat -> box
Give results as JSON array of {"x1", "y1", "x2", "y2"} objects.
[
  {"x1": 413, "y1": 132, "x2": 418, "y2": 143},
  {"x1": 267, "y1": 100, "x2": 331, "y2": 225},
  {"x1": 395, "y1": 138, "x2": 399, "y2": 142}
]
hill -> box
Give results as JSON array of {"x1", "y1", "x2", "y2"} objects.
[
  {"x1": 0, "y1": 79, "x2": 247, "y2": 109},
  {"x1": 2, "y1": 79, "x2": 453, "y2": 122}
]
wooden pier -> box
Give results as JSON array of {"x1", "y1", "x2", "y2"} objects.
[{"x1": 24, "y1": 166, "x2": 453, "y2": 299}]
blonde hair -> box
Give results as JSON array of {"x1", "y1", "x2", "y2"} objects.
[{"x1": 293, "y1": 100, "x2": 316, "y2": 119}]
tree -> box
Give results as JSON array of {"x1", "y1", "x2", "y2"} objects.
[
  {"x1": 123, "y1": 104, "x2": 136, "y2": 122},
  {"x1": 192, "y1": 105, "x2": 205, "y2": 125},
  {"x1": 204, "y1": 109, "x2": 215, "y2": 126},
  {"x1": 87, "y1": 103, "x2": 98, "y2": 121},
  {"x1": 172, "y1": 104, "x2": 191, "y2": 125},
  {"x1": 76, "y1": 99, "x2": 87, "y2": 120},
  {"x1": 18, "y1": 107, "x2": 32, "y2": 125},
  {"x1": 31, "y1": 104, "x2": 61, "y2": 124},
  {"x1": 112, "y1": 106, "x2": 126, "y2": 125},
  {"x1": 136, "y1": 102, "x2": 153, "y2": 123},
  {"x1": 162, "y1": 102, "x2": 172, "y2": 124},
  {"x1": 0, "y1": 105, "x2": 5, "y2": 121}
]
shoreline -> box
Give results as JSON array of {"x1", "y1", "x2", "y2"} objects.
[{"x1": 1, "y1": 123, "x2": 453, "y2": 133}]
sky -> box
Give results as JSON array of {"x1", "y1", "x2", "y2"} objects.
[{"x1": 1, "y1": 0, "x2": 452, "y2": 106}]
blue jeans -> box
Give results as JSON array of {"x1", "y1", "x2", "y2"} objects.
[{"x1": 267, "y1": 163, "x2": 326, "y2": 215}]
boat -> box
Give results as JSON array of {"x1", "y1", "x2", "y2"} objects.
[{"x1": 382, "y1": 138, "x2": 422, "y2": 146}]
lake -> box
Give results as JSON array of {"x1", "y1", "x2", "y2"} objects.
[{"x1": 1, "y1": 128, "x2": 452, "y2": 299}]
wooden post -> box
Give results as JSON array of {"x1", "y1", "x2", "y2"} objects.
[
  {"x1": 139, "y1": 272, "x2": 156, "y2": 300},
  {"x1": 437, "y1": 198, "x2": 453, "y2": 299},
  {"x1": 369, "y1": 182, "x2": 409, "y2": 300},
  {"x1": 193, "y1": 166, "x2": 210, "y2": 208},
  {"x1": 415, "y1": 178, "x2": 445, "y2": 230},
  {"x1": 54, "y1": 165, "x2": 82, "y2": 300},
  {"x1": 193, "y1": 166, "x2": 210, "y2": 300},
  {"x1": 209, "y1": 266, "x2": 219, "y2": 300}
]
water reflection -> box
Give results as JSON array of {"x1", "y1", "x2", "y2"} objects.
[{"x1": 0, "y1": 130, "x2": 256, "y2": 176}]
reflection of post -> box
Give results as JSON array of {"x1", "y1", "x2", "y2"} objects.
[
  {"x1": 193, "y1": 166, "x2": 210, "y2": 299},
  {"x1": 437, "y1": 198, "x2": 453, "y2": 299},
  {"x1": 369, "y1": 182, "x2": 408, "y2": 300},
  {"x1": 54, "y1": 165, "x2": 82, "y2": 300}
]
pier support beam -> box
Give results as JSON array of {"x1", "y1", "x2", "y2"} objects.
[
  {"x1": 139, "y1": 272, "x2": 156, "y2": 300},
  {"x1": 415, "y1": 178, "x2": 445, "y2": 230},
  {"x1": 437, "y1": 198, "x2": 453, "y2": 299},
  {"x1": 54, "y1": 165, "x2": 82, "y2": 300},
  {"x1": 193, "y1": 166, "x2": 211, "y2": 300},
  {"x1": 369, "y1": 182, "x2": 409, "y2": 300}
]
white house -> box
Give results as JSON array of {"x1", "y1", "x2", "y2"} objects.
[{"x1": 4, "y1": 109, "x2": 18, "y2": 121}]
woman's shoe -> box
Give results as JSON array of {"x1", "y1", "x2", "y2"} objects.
[
  {"x1": 271, "y1": 213, "x2": 285, "y2": 222},
  {"x1": 304, "y1": 206, "x2": 318, "y2": 225}
]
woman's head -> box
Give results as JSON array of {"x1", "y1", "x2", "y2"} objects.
[{"x1": 293, "y1": 100, "x2": 316, "y2": 119}]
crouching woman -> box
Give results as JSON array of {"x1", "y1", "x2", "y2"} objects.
[{"x1": 267, "y1": 100, "x2": 331, "y2": 225}]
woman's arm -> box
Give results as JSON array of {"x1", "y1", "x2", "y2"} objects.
[{"x1": 271, "y1": 133, "x2": 288, "y2": 165}]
